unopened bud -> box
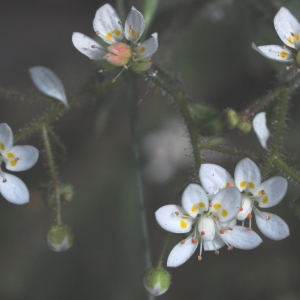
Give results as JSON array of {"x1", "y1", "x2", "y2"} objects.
[
  {"x1": 60, "y1": 184, "x2": 73, "y2": 202},
  {"x1": 143, "y1": 267, "x2": 171, "y2": 296},
  {"x1": 105, "y1": 42, "x2": 131, "y2": 66},
  {"x1": 224, "y1": 108, "x2": 239, "y2": 129},
  {"x1": 47, "y1": 225, "x2": 73, "y2": 252},
  {"x1": 237, "y1": 119, "x2": 252, "y2": 134},
  {"x1": 131, "y1": 57, "x2": 152, "y2": 72}
]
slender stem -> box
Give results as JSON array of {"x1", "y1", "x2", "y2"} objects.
[
  {"x1": 145, "y1": 72, "x2": 201, "y2": 171},
  {"x1": 41, "y1": 125, "x2": 62, "y2": 225},
  {"x1": 156, "y1": 233, "x2": 170, "y2": 269},
  {"x1": 274, "y1": 156, "x2": 300, "y2": 185}
]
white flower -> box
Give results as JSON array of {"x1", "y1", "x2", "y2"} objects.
[
  {"x1": 0, "y1": 123, "x2": 39, "y2": 204},
  {"x1": 72, "y1": 4, "x2": 158, "y2": 71},
  {"x1": 253, "y1": 112, "x2": 270, "y2": 150},
  {"x1": 155, "y1": 184, "x2": 262, "y2": 267},
  {"x1": 29, "y1": 66, "x2": 68, "y2": 108},
  {"x1": 252, "y1": 7, "x2": 300, "y2": 64},
  {"x1": 200, "y1": 158, "x2": 289, "y2": 240}
]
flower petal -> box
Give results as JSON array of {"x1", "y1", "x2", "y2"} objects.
[
  {"x1": 0, "y1": 123, "x2": 13, "y2": 155},
  {"x1": 253, "y1": 112, "x2": 270, "y2": 150},
  {"x1": 255, "y1": 211, "x2": 289, "y2": 240},
  {"x1": 29, "y1": 66, "x2": 68, "y2": 107},
  {"x1": 167, "y1": 235, "x2": 198, "y2": 267},
  {"x1": 210, "y1": 187, "x2": 242, "y2": 222},
  {"x1": 0, "y1": 172, "x2": 29, "y2": 204},
  {"x1": 93, "y1": 4, "x2": 124, "y2": 44},
  {"x1": 274, "y1": 7, "x2": 300, "y2": 50},
  {"x1": 199, "y1": 163, "x2": 234, "y2": 195},
  {"x1": 236, "y1": 196, "x2": 252, "y2": 221},
  {"x1": 134, "y1": 33, "x2": 158, "y2": 61},
  {"x1": 251, "y1": 43, "x2": 294, "y2": 62},
  {"x1": 255, "y1": 176, "x2": 287, "y2": 208},
  {"x1": 203, "y1": 233, "x2": 226, "y2": 251},
  {"x1": 155, "y1": 205, "x2": 194, "y2": 233},
  {"x1": 234, "y1": 158, "x2": 261, "y2": 193},
  {"x1": 4, "y1": 145, "x2": 39, "y2": 172},
  {"x1": 125, "y1": 6, "x2": 145, "y2": 43},
  {"x1": 221, "y1": 225, "x2": 263, "y2": 249},
  {"x1": 72, "y1": 32, "x2": 106, "y2": 60},
  {"x1": 181, "y1": 183, "x2": 209, "y2": 218}
]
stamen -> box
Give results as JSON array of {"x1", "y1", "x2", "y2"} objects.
[
  {"x1": 95, "y1": 30, "x2": 100, "y2": 35},
  {"x1": 198, "y1": 256, "x2": 202, "y2": 261},
  {"x1": 225, "y1": 226, "x2": 233, "y2": 230},
  {"x1": 15, "y1": 157, "x2": 19, "y2": 161},
  {"x1": 192, "y1": 238, "x2": 197, "y2": 244},
  {"x1": 214, "y1": 216, "x2": 219, "y2": 221},
  {"x1": 247, "y1": 227, "x2": 252, "y2": 231},
  {"x1": 112, "y1": 67, "x2": 128, "y2": 83},
  {"x1": 200, "y1": 231, "x2": 205, "y2": 236},
  {"x1": 226, "y1": 182, "x2": 233, "y2": 187},
  {"x1": 175, "y1": 211, "x2": 179, "y2": 216},
  {"x1": 266, "y1": 215, "x2": 271, "y2": 220},
  {"x1": 239, "y1": 207, "x2": 243, "y2": 211},
  {"x1": 219, "y1": 229, "x2": 225, "y2": 234},
  {"x1": 215, "y1": 250, "x2": 220, "y2": 255},
  {"x1": 227, "y1": 246, "x2": 233, "y2": 251},
  {"x1": 247, "y1": 214, "x2": 252, "y2": 219},
  {"x1": 181, "y1": 239, "x2": 185, "y2": 244},
  {"x1": 118, "y1": 21, "x2": 122, "y2": 25},
  {"x1": 2, "y1": 178, "x2": 7, "y2": 183},
  {"x1": 137, "y1": 42, "x2": 141, "y2": 47},
  {"x1": 209, "y1": 201, "x2": 212, "y2": 207},
  {"x1": 286, "y1": 65, "x2": 293, "y2": 71}
]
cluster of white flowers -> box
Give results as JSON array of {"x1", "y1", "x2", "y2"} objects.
[{"x1": 155, "y1": 158, "x2": 289, "y2": 267}]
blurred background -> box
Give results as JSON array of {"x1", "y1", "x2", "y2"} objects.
[{"x1": 0, "y1": 0, "x2": 300, "y2": 299}]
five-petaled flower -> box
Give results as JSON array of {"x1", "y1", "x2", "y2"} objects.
[
  {"x1": 200, "y1": 158, "x2": 290, "y2": 240},
  {"x1": 0, "y1": 123, "x2": 39, "y2": 204},
  {"x1": 72, "y1": 3, "x2": 158, "y2": 73},
  {"x1": 155, "y1": 183, "x2": 262, "y2": 267},
  {"x1": 252, "y1": 7, "x2": 300, "y2": 66}
]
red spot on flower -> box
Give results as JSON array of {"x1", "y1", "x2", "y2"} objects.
[
  {"x1": 266, "y1": 216, "x2": 271, "y2": 220},
  {"x1": 175, "y1": 211, "x2": 179, "y2": 216}
]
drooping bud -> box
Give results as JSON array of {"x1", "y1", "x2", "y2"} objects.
[
  {"x1": 47, "y1": 225, "x2": 73, "y2": 252},
  {"x1": 224, "y1": 108, "x2": 239, "y2": 129},
  {"x1": 104, "y1": 42, "x2": 132, "y2": 66},
  {"x1": 143, "y1": 267, "x2": 171, "y2": 296},
  {"x1": 236, "y1": 119, "x2": 252, "y2": 134},
  {"x1": 131, "y1": 57, "x2": 152, "y2": 72},
  {"x1": 60, "y1": 184, "x2": 74, "y2": 202}
]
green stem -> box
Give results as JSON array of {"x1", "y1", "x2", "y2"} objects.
[
  {"x1": 274, "y1": 156, "x2": 300, "y2": 185},
  {"x1": 146, "y1": 72, "x2": 201, "y2": 171},
  {"x1": 156, "y1": 233, "x2": 170, "y2": 269},
  {"x1": 41, "y1": 125, "x2": 62, "y2": 225}
]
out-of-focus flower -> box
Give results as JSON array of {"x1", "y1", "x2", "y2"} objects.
[
  {"x1": 29, "y1": 66, "x2": 68, "y2": 108},
  {"x1": 143, "y1": 267, "x2": 171, "y2": 296},
  {"x1": 253, "y1": 112, "x2": 270, "y2": 150},
  {"x1": 252, "y1": 7, "x2": 300, "y2": 65},
  {"x1": 200, "y1": 158, "x2": 289, "y2": 240},
  {"x1": 0, "y1": 123, "x2": 39, "y2": 204},
  {"x1": 155, "y1": 183, "x2": 262, "y2": 267},
  {"x1": 72, "y1": 4, "x2": 158, "y2": 72},
  {"x1": 142, "y1": 119, "x2": 192, "y2": 184},
  {"x1": 47, "y1": 225, "x2": 73, "y2": 252}
]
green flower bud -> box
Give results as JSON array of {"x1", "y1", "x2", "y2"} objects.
[
  {"x1": 104, "y1": 42, "x2": 132, "y2": 67},
  {"x1": 60, "y1": 184, "x2": 73, "y2": 202},
  {"x1": 237, "y1": 119, "x2": 252, "y2": 134},
  {"x1": 143, "y1": 267, "x2": 171, "y2": 296},
  {"x1": 131, "y1": 57, "x2": 152, "y2": 73},
  {"x1": 224, "y1": 108, "x2": 239, "y2": 129},
  {"x1": 47, "y1": 225, "x2": 73, "y2": 252}
]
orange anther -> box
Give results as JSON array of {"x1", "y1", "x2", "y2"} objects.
[
  {"x1": 215, "y1": 250, "x2": 220, "y2": 255},
  {"x1": 209, "y1": 202, "x2": 212, "y2": 207},
  {"x1": 181, "y1": 240, "x2": 186, "y2": 244},
  {"x1": 219, "y1": 229, "x2": 225, "y2": 234},
  {"x1": 198, "y1": 256, "x2": 202, "y2": 261},
  {"x1": 2, "y1": 179, "x2": 7, "y2": 183},
  {"x1": 247, "y1": 227, "x2": 252, "y2": 231},
  {"x1": 214, "y1": 216, "x2": 219, "y2": 221},
  {"x1": 226, "y1": 182, "x2": 233, "y2": 187},
  {"x1": 247, "y1": 214, "x2": 252, "y2": 219},
  {"x1": 227, "y1": 246, "x2": 233, "y2": 251},
  {"x1": 175, "y1": 211, "x2": 179, "y2": 216},
  {"x1": 200, "y1": 231, "x2": 205, "y2": 236},
  {"x1": 239, "y1": 207, "x2": 243, "y2": 211},
  {"x1": 266, "y1": 216, "x2": 271, "y2": 220},
  {"x1": 192, "y1": 238, "x2": 197, "y2": 244},
  {"x1": 15, "y1": 157, "x2": 19, "y2": 161}
]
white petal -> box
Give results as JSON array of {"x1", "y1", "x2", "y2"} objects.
[
  {"x1": 255, "y1": 176, "x2": 288, "y2": 208},
  {"x1": 221, "y1": 225, "x2": 263, "y2": 249},
  {"x1": 125, "y1": 7, "x2": 145, "y2": 43},
  {"x1": 251, "y1": 43, "x2": 294, "y2": 62},
  {"x1": 198, "y1": 216, "x2": 215, "y2": 241},
  {"x1": 274, "y1": 7, "x2": 300, "y2": 50},
  {"x1": 4, "y1": 145, "x2": 39, "y2": 172},
  {"x1": 199, "y1": 163, "x2": 234, "y2": 194},
  {"x1": 203, "y1": 233, "x2": 226, "y2": 251},
  {"x1": 155, "y1": 205, "x2": 194, "y2": 233},
  {"x1": 167, "y1": 235, "x2": 198, "y2": 267},
  {"x1": 234, "y1": 158, "x2": 261, "y2": 193},
  {"x1": 181, "y1": 183, "x2": 209, "y2": 218},
  {"x1": 134, "y1": 33, "x2": 158, "y2": 61},
  {"x1": 0, "y1": 123, "x2": 13, "y2": 154},
  {"x1": 72, "y1": 32, "x2": 106, "y2": 60},
  {"x1": 0, "y1": 172, "x2": 29, "y2": 204},
  {"x1": 236, "y1": 196, "x2": 252, "y2": 221},
  {"x1": 29, "y1": 66, "x2": 68, "y2": 107},
  {"x1": 93, "y1": 4, "x2": 123, "y2": 44},
  {"x1": 255, "y1": 211, "x2": 289, "y2": 240},
  {"x1": 210, "y1": 187, "x2": 242, "y2": 222},
  {"x1": 253, "y1": 112, "x2": 270, "y2": 150}
]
